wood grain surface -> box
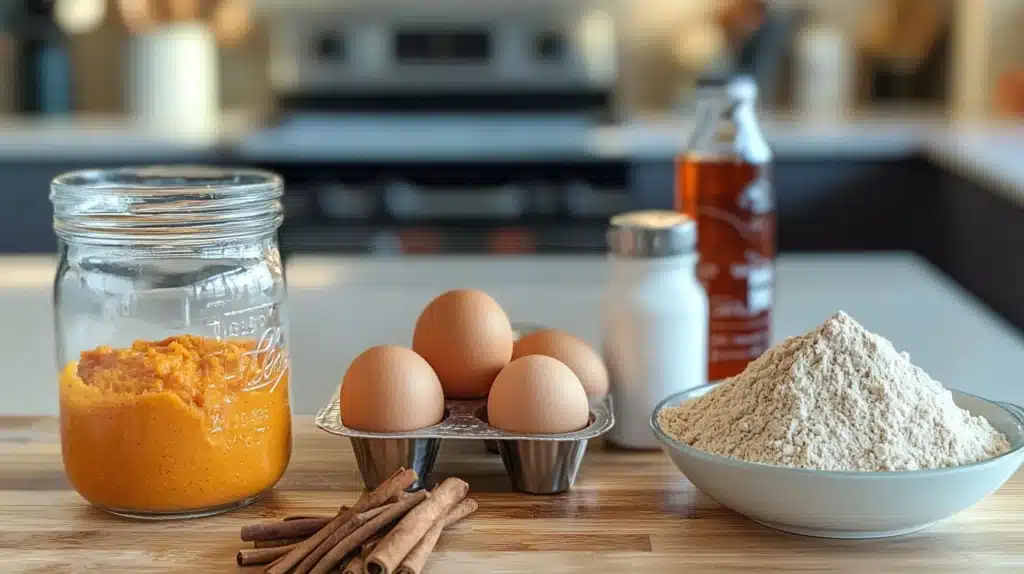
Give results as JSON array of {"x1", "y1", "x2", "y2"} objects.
[{"x1": 1, "y1": 416, "x2": 1022, "y2": 573}]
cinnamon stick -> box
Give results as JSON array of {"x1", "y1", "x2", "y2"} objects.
[
  {"x1": 395, "y1": 498, "x2": 478, "y2": 574},
  {"x1": 337, "y1": 538, "x2": 379, "y2": 574},
  {"x1": 236, "y1": 510, "x2": 366, "y2": 565},
  {"x1": 308, "y1": 490, "x2": 430, "y2": 574},
  {"x1": 242, "y1": 516, "x2": 333, "y2": 541},
  {"x1": 238, "y1": 543, "x2": 299, "y2": 566},
  {"x1": 365, "y1": 478, "x2": 470, "y2": 574},
  {"x1": 293, "y1": 503, "x2": 397, "y2": 573},
  {"x1": 361, "y1": 539, "x2": 380, "y2": 557},
  {"x1": 284, "y1": 512, "x2": 342, "y2": 521},
  {"x1": 344, "y1": 555, "x2": 366, "y2": 574},
  {"x1": 254, "y1": 536, "x2": 307, "y2": 548},
  {"x1": 267, "y1": 468, "x2": 418, "y2": 574}
]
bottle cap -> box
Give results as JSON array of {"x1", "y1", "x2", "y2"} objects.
[{"x1": 606, "y1": 210, "x2": 697, "y2": 258}]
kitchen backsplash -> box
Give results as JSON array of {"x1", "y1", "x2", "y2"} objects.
[{"x1": 0, "y1": 0, "x2": 994, "y2": 117}]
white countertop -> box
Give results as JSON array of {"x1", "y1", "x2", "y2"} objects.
[
  {"x1": 237, "y1": 114, "x2": 932, "y2": 161},
  {"x1": 3, "y1": 252, "x2": 1023, "y2": 416},
  {"x1": 0, "y1": 113, "x2": 1022, "y2": 205},
  {"x1": 925, "y1": 124, "x2": 1024, "y2": 205},
  {"x1": 0, "y1": 113, "x2": 251, "y2": 161}
]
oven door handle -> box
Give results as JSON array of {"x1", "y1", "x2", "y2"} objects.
[{"x1": 384, "y1": 180, "x2": 529, "y2": 220}]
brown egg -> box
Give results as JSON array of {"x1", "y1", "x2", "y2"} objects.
[
  {"x1": 512, "y1": 329, "x2": 609, "y2": 398},
  {"x1": 487, "y1": 355, "x2": 590, "y2": 434},
  {"x1": 339, "y1": 345, "x2": 446, "y2": 432},
  {"x1": 412, "y1": 289, "x2": 514, "y2": 399}
]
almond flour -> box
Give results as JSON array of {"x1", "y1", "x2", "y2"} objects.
[{"x1": 657, "y1": 311, "x2": 1012, "y2": 471}]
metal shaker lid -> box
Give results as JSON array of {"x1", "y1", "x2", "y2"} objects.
[
  {"x1": 606, "y1": 210, "x2": 697, "y2": 258},
  {"x1": 696, "y1": 73, "x2": 758, "y2": 99}
]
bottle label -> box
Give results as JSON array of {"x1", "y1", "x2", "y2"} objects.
[
  {"x1": 695, "y1": 168, "x2": 774, "y2": 313},
  {"x1": 678, "y1": 159, "x2": 775, "y2": 379}
]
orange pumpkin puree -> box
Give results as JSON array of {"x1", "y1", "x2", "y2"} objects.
[{"x1": 59, "y1": 335, "x2": 291, "y2": 513}]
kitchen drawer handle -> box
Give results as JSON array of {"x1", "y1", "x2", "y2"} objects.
[
  {"x1": 318, "y1": 184, "x2": 378, "y2": 219},
  {"x1": 566, "y1": 181, "x2": 632, "y2": 217},
  {"x1": 385, "y1": 180, "x2": 527, "y2": 219}
]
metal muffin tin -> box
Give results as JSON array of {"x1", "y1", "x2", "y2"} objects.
[{"x1": 315, "y1": 319, "x2": 614, "y2": 495}]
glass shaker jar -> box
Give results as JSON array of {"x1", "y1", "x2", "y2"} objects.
[
  {"x1": 602, "y1": 210, "x2": 708, "y2": 449},
  {"x1": 51, "y1": 166, "x2": 292, "y2": 519}
]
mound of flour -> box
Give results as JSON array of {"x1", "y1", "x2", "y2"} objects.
[{"x1": 658, "y1": 311, "x2": 1011, "y2": 471}]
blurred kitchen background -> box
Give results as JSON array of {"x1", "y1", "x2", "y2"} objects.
[{"x1": 1, "y1": 0, "x2": 1024, "y2": 327}]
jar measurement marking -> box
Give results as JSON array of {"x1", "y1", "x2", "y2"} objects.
[
  {"x1": 205, "y1": 302, "x2": 279, "y2": 340},
  {"x1": 241, "y1": 324, "x2": 289, "y2": 393}
]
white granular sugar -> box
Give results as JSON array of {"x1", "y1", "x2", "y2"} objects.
[{"x1": 658, "y1": 311, "x2": 1011, "y2": 471}]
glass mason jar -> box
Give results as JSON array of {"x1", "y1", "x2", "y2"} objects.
[{"x1": 50, "y1": 166, "x2": 292, "y2": 519}]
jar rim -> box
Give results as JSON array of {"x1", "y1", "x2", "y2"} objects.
[
  {"x1": 51, "y1": 165, "x2": 281, "y2": 199},
  {"x1": 51, "y1": 166, "x2": 284, "y2": 246}
]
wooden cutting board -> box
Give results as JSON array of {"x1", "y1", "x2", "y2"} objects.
[{"x1": 1, "y1": 416, "x2": 1021, "y2": 573}]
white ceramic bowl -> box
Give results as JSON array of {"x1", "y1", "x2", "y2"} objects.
[{"x1": 651, "y1": 385, "x2": 1024, "y2": 539}]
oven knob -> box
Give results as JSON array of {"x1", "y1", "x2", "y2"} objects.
[{"x1": 313, "y1": 30, "x2": 345, "y2": 62}]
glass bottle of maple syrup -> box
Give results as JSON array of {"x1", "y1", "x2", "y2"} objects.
[{"x1": 676, "y1": 74, "x2": 774, "y2": 382}]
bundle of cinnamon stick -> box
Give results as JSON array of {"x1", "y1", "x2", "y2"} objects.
[{"x1": 236, "y1": 469, "x2": 477, "y2": 574}]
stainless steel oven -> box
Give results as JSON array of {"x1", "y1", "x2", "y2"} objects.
[{"x1": 266, "y1": 0, "x2": 618, "y2": 114}]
